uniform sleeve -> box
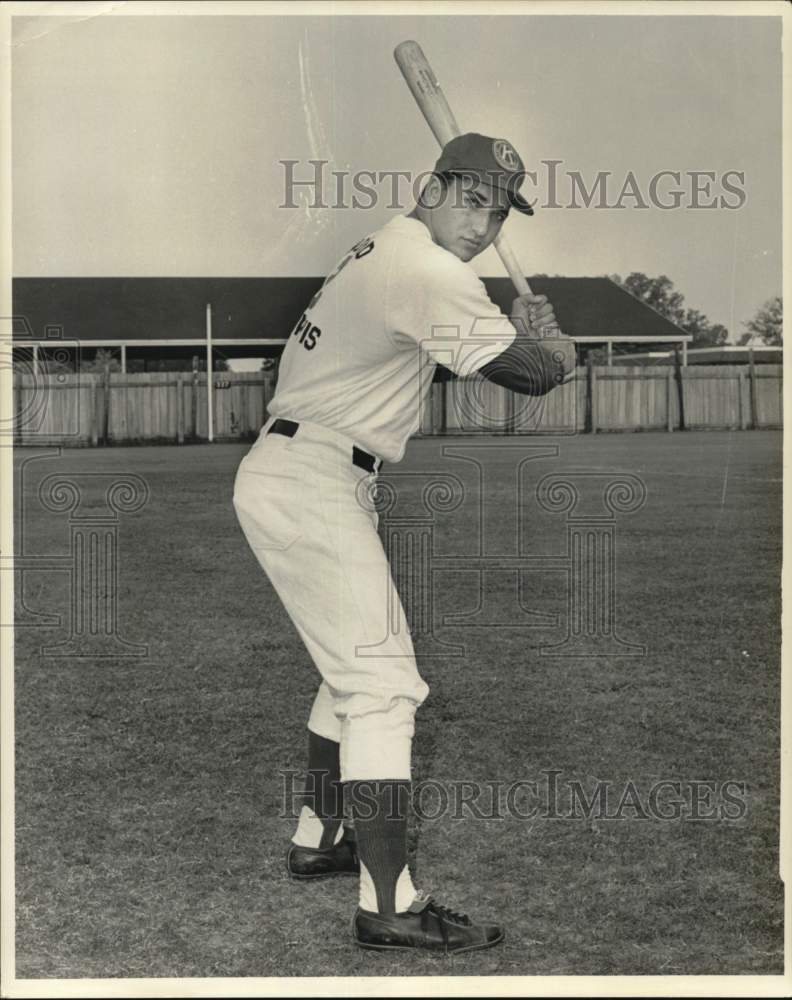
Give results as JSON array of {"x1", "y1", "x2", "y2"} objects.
[{"x1": 386, "y1": 252, "x2": 516, "y2": 377}]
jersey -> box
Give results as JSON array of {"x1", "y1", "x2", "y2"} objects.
[{"x1": 268, "y1": 214, "x2": 517, "y2": 463}]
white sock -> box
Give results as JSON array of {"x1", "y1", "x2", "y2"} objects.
[
  {"x1": 291, "y1": 805, "x2": 343, "y2": 848},
  {"x1": 359, "y1": 861, "x2": 417, "y2": 913}
]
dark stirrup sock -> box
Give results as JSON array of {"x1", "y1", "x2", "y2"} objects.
[
  {"x1": 305, "y1": 731, "x2": 343, "y2": 849},
  {"x1": 347, "y1": 780, "x2": 411, "y2": 913}
]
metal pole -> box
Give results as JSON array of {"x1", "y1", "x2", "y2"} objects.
[
  {"x1": 120, "y1": 344, "x2": 127, "y2": 373},
  {"x1": 606, "y1": 341, "x2": 613, "y2": 367},
  {"x1": 682, "y1": 340, "x2": 688, "y2": 367},
  {"x1": 748, "y1": 347, "x2": 758, "y2": 429},
  {"x1": 206, "y1": 303, "x2": 214, "y2": 443},
  {"x1": 585, "y1": 352, "x2": 594, "y2": 433},
  {"x1": 191, "y1": 355, "x2": 199, "y2": 439},
  {"x1": 32, "y1": 343, "x2": 39, "y2": 376},
  {"x1": 102, "y1": 361, "x2": 111, "y2": 445},
  {"x1": 666, "y1": 366, "x2": 674, "y2": 432}
]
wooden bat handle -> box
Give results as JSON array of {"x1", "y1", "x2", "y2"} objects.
[
  {"x1": 493, "y1": 234, "x2": 532, "y2": 296},
  {"x1": 394, "y1": 39, "x2": 533, "y2": 298}
]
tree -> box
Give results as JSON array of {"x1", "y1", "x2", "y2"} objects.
[
  {"x1": 609, "y1": 272, "x2": 729, "y2": 348},
  {"x1": 82, "y1": 348, "x2": 122, "y2": 373},
  {"x1": 681, "y1": 309, "x2": 728, "y2": 348},
  {"x1": 610, "y1": 272, "x2": 687, "y2": 327},
  {"x1": 738, "y1": 296, "x2": 782, "y2": 346}
]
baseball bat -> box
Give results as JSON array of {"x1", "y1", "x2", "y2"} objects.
[{"x1": 394, "y1": 40, "x2": 533, "y2": 297}]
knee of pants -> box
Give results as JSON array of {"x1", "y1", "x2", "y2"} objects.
[
  {"x1": 308, "y1": 680, "x2": 429, "y2": 748},
  {"x1": 332, "y1": 679, "x2": 429, "y2": 725},
  {"x1": 339, "y1": 697, "x2": 422, "y2": 782}
]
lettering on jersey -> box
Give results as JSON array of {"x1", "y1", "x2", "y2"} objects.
[
  {"x1": 305, "y1": 237, "x2": 376, "y2": 311},
  {"x1": 352, "y1": 236, "x2": 374, "y2": 259},
  {"x1": 304, "y1": 324, "x2": 321, "y2": 350},
  {"x1": 291, "y1": 312, "x2": 322, "y2": 351},
  {"x1": 292, "y1": 313, "x2": 309, "y2": 341}
]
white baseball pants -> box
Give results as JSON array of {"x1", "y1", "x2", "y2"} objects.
[{"x1": 233, "y1": 417, "x2": 429, "y2": 781}]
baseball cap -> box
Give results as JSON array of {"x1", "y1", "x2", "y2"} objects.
[{"x1": 434, "y1": 132, "x2": 535, "y2": 215}]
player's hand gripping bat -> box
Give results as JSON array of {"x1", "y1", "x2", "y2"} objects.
[{"x1": 394, "y1": 39, "x2": 533, "y2": 297}]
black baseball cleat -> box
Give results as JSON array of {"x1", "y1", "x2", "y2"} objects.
[
  {"x1": 352, "y1": 893, "x2": 504, "y2": 954},
  {"x1": 286, "y1": 834, "x2": 360, "y2": 880}
]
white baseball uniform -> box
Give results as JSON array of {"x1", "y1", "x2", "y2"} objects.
[{"x1": 233, "y1": 214, "x2": 516, "y2": 781}]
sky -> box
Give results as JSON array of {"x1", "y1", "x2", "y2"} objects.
[{"x1": 11, "y1": 9, "x2": 783, "y2": 339}]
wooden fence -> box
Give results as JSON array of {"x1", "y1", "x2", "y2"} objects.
[{"x1": 12, "y1": 364, "x2": 782, "y2": 446}]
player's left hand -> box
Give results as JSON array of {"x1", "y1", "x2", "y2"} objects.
[{"x1": 511, "y1": 293, "x2": 557, "y2": 337}]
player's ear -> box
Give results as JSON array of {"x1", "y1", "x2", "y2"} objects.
[{"x1": 418, "y1": 173, "x2": 445, "y2": 211}]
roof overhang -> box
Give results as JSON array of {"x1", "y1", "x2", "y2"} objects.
[{"x1": 12, "y1": 334, "x2": 694, "y2": 348}]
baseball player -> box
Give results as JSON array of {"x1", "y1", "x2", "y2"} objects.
[{"x1": 233, "y1": 133, "x2": 576, "y2": 954}]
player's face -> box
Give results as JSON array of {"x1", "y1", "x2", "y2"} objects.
[{"x1": 427, "y1": 176, "x2": 510, "y2": 262}]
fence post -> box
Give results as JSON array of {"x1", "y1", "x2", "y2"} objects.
[
  {"x1": 738, "y1": 371, "x2": 747, "y2": 430},
  {"x1": 666, "y1": 366, "x2": 674, "y2": 432},
  {"x1": 748, "y1": 349, "x2": 758, "y2": 429},
  {"x1": 191, "y1": 355, "x2": 199, "y2": 439},
  {"x1": 90, "y1": 376, "x2": 99, "y2": 446},
  {"x1": 176, "y1": 373, "x2": 185, "y2": 444},
  {"x1": 673, "y1": 347, "x2": 686, "y2": 431},
  {"x1": 102, "y1": 362, "x2": 111, "y2": 445},
  {"x1": 585, "y1": 354, "x2": 593, "y2": 433}
]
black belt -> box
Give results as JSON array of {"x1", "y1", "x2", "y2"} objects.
[{"x1": 267, "y1": 418, "x2": 382, "y2": 474}]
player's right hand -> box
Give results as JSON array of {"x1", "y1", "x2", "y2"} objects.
[{"x1": 511, "y1": 294, "x2": 577, "y2": 384}]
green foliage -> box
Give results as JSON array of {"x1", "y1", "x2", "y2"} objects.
[
  {"x1": 682, "y1": 309, "x2": 728, "y2": 348},
  {"x1": 139, "y1": 356, "x2": 230, "y2": 373},
  {"x1": 82, "y1": 348, "x2": 122, "y2": 373},
  {"x1": 609, "y1": 273, "x2": 729, "y2": 348},
  {"x1": 611, "y1": 273, "x2": 686, "y2": 326},
  {"x1": 739, "y1": 296, "x2": 782, "y2": 346}
]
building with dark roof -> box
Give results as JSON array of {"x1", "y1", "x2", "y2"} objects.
[{"x1": 12, "y1": 275, "x2": 692, "y2": 372}]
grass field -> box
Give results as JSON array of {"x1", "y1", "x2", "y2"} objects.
[{"x1": 12, "y1": 430, "x2": 783, "y2": 979}]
